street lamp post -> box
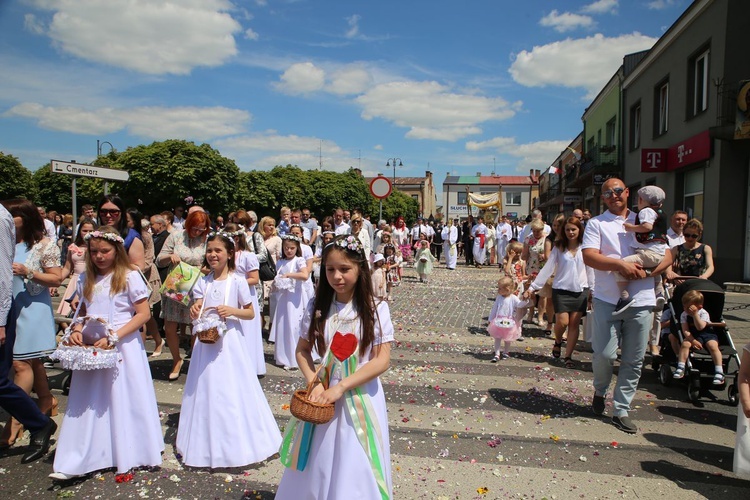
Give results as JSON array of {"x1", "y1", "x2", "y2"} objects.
[
  {"x1": 97, "y1": 140, "x2": 115, "y2": 194},
  {"x1": 385, "y1": 157, "x2": 403, "y2": 184}
]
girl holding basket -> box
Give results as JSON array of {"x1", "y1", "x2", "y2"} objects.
[
  {"x1": 50, "y1": 226, "x2": 162, "y2": 480},
  {"x1": 277, "y1": 234, "x2": 394, "y2": 499}
]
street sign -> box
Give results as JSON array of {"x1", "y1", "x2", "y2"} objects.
[
  {"x1": 50, "y1": 160, "x2": 129, "y2": 182},
  {"x1": 369, "y1": 175, "x2": 392, "y2": 199}
]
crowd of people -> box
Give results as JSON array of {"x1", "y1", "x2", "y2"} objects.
[{"x1": 0, "y1": 180, "x2": 748, "y2": 492}]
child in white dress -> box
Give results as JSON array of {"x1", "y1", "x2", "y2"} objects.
[
  {"x1": 734, "y1": 341, "x2": 750, "y2": 479},
  {"x1": 270, "y1": 235, "x2": 310, "y2": 369},
  {"x1": 226, "y1": 223, "x2": 265, "y2": 376},
  {"x1": 371, "y1": 253, "x2": 387, "y2": 300},
  {"x1": 487, "y1": 276, "x2": 529, "y2": 362},
  {"x1": 177, "y1": 232, "x2": 281, "y2": 468},
  {"x1": 277, "y1": 234, "x2": 393, "y2": 499},
  {"x1": 50, "y1": 226, "x2": 163, "y2": 481}
]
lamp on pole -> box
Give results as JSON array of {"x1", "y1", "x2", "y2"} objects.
[
  {"x1": 385, "y1": 157, "x2": 403, "y2": 184},
  {"x1": 97, "y1": 140, "x2": 115, "y2": 194}
]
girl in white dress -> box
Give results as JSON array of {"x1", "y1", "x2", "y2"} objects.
[
  {"x1": 277, "y1": 234, "x2": 394, "y2": 500},
  {"x1": 270, "y1": 235, "x2": 310, "y2": 369},
  {"x1": 226, "y1": 224, "x2": 265, "y2": 376},
  {"x1": 50, "y1": 226, "x2": 163, "y2": 481},
  {"x1": 290, "y1": 224, "x2": 315, "y2": 298},
  {"x1": 177, "y1": 232, "x2": 281, "y2": 468}
]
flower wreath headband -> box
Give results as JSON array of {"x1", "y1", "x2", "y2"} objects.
[
  {"x1": 208, "y1": 230, "x2": 236, "y2": 247},
  {"x1": 84, "y1": 231, "x2": 124, "y2": 245},
  {"x1": 281, "y1": 234, "x2": 302, "y2": 243},
  {"x1": 326, "y1": 234, "x2": 364, "y2": 254}
]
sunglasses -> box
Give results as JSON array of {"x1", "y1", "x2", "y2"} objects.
[
  {"x1": 684, "y1": 233, "x2": 699, "y2": 239},
  {"x1": 99, "y1": 209, "x2": 121, "y2": 216},
  {"x1": 602, "y1": 187, "x2": 625, "y2": 199}
]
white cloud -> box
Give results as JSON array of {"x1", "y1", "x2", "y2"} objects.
[
  {"x1": 328, "y1": 66, "x2": 373, "y2": 95},
  {"x1": 539, "y1": 10, "x2": 594, "y2": 33},
  {"x1": 582, "y1": 0, "x2": 619, "y2": 14},
  {"x1": 244, "y1": 28, "x2": 259, "y2": 41},
  {"x1": 466, "y1": 137, "x2": 570, "y2": 173},
  {"x1": 5, "y1": 103, "x2": 249, "y2": 139},
  {"x1": 373, "y1": 144, "x2": 383, "y2": 150},
  {"x1": 215, "y1": 133, "x2": 341, "y2": 154},
  {"x1": 274, "y1": 62, "x2": 326, "y2": 94},
  {"x1": 509, "y1": 33, "x2": 657, "y2": 98},
  {"x1": 345, "y1": 14, "x2": 361, "y2": 39},
  {"x1": 32, "y1": 0, "x2": 241, "y2": 75},
  {"x1": 647, "y1": 0, "x2": 679, "y2": 10},
  {"x1": 357, "y1": 81, "x2": 519, "y2": 142},
  {"x1": 24, "y1": 14, "x2": 45, "y2": 35}
]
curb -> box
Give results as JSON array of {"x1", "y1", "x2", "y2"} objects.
[{"x1": 725, "y1": 282, "x2": 750, "y2": 294}]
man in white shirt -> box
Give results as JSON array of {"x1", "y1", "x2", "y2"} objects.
[
  {"x1": 518, "y1": 209, "x2": 550, "y2": 243},
  {"x1": 471, "y1": 217, "x2": 488, "y2": 267},
  {"x1": 495, "y1": 215, "x2": 512, "y2": 264},
  {"x1": 581, "y1": 178, "x2": 656, "y2": 435},
  {"x1": 333, "y1": 208, "x2": 350, "y2": 235},
  {"x1": 666, "y1": 210, "x2": 687, "y2": 248},
  {"x1": 37, "y1": 207, "x2": 57, "y2": 243}
]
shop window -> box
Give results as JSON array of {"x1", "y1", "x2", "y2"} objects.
[
  {"x1": 630, "y1": 102, "x2": 641, "y2": 150},
  {"x1": 689, "y1": 48, "x2": 710, "y2": 118},
  {"x1": 684, "y1": 168, "x2": 704, "y2": 220},
  {"x1": 505, "y1": 191, "x2": 522, "y2": 206}
]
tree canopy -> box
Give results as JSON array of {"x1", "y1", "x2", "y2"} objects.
[{"x1": 2, "y1": 140, "x2": 421, "y2": 224}]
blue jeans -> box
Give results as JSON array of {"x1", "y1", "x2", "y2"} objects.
[{"x1": 591, "y1": 299, "x2": 651, "y2": 417}]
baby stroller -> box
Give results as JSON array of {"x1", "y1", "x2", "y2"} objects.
[{"x1": 652, "y1": 278, "x2": 741, "y2": 404}]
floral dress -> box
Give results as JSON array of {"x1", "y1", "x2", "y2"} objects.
[
  {"x1": 525, "y1": 234, "x2": 547, "y2": 283},
  {"x1": 675, "y1": 243, "x2": 707, "y2": 277}
]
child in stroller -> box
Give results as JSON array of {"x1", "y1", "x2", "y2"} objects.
[{"x1": 673, "y1": 290, "x2": 725, "y2": 385}]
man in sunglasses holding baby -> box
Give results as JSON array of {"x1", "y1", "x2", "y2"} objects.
[{"x1": 581, "y1": 178, "x2": 665, "y2": 435}]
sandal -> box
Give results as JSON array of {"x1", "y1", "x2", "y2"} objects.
[
  {"x1": 552, "y1": 341, "x2": 562, "y2": 359},
  {"x1": 564, "y1": 356, "x2": 576, "y2": 369},
  {"x1": 713, "y1": 372, "x2": 725, "y2": 385}
]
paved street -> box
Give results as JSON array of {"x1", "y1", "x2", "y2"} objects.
[{"x1": 1, "y1": 263, "x2": 749, "y2": 499}]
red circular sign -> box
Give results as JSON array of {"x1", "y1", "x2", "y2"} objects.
[{"x1": 369, "y1": 176, "x2": 392, "y2": 199}]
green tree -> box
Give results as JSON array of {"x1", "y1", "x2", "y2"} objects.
[
  {"x1": 0, "y1": 153, "x2": 36, "y2": 201},
  {"x1": 114, "y1": 140, "x2": 241, "y2": 216}
]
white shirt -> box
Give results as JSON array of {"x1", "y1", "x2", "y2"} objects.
[
  {"x1": 43, "y1": 218, "x2": 57, "y2": 243},
  {"x1": 441, "y1": 225, "x2": 458, "y2": 245},
  {"x1": 530, "y1": 247, "x2": 593, "y2": 293},
  {"x1": 173, "y1": 216, "x2": 185, "y2": 231},
  {"x1": 334, "y1": 221, "x2": 350, "y2": 236},
  {"x1": 667, "y1": 227, "x2": 685, "y2": 248},
  {"x1": 472, "y1": 223, "x2": 487, "y2": 237},
  {"x1": 581, "y1": 210, "x2": 656, "y2": 307},
  {"x1": 496, "y1": 222, "x2": 511, "y2": 241},
  {"x1": 631, "y1": 207, "x2": 668, "y2": 255},
  {"x1": 518, "y1": 222, "x2": 550, "y2": 243},
  {"x1": 0, "y1": 204, "x2": 14, "y2": 325}
]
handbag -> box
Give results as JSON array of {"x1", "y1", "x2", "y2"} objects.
[
  {"x1": 160, "y1": 262, "x2": 201, "y2": 306},
  {"x1": 259, "y1": 253, "x2": 277, "y2": 281}
]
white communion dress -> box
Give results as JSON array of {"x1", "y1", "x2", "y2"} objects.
[
  {"x1": 270, "y1": 256, "x2": 310, "y2": 368},
  {"x1": 176, "y1": 273, "x2": 281, "y2": 468},
  {"x1": 53, "y1": 271, "x2": 164, "y2": 475},
  {"x1": 235, "y1": 251, "x2": 266, "y2": 375}
]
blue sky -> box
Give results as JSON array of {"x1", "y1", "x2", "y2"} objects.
[{"x1": 1, "y1": 0, "x2": 687, "y2": 186}]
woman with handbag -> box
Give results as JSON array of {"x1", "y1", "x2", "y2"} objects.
[
  {"x1": 1, "y1": 199, "x2": 62, "y2": 448},
  {"x1": 157, "y1": 210, "x2": 210, "y2": 380},
  {"x1": 260, "y1": 216, "x2": 281, "y2": 334}
]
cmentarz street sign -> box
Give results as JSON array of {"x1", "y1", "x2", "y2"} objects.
[{"x1": 50, "y1": 160, "x2": 129, "y2": 182}]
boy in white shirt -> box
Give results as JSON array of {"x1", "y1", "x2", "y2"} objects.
[
  {"x1": 613, "y1": 186, "x2": 668, "y2": 316},
  {"x1": 673, "y1": 290, "x2": 725, "y2": 385}
]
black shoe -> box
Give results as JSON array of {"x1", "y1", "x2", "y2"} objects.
[
  {"x1": 21, "y1": 418, "x2": 58, "y2": 464},
  {"x1": 612, "y1": 415, "x2": 637, "y2": 434},
  {"x1": 612, "y1": 297, "x2": 634, "y2": 317},
  {"x1": 592, "y1": 394, "x2": 606, "y2": 416}
]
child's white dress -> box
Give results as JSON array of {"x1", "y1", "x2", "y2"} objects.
[
  {"x1": 270, "y1": 256, "x2": 309, "y2": 368},
  {"x1": 276, "y1": 299, "x2": 394, "y2": 499},
  {"x1": 53, "y1": 271, "x2": 164, "y2": 475},
  {"x1": 176, "y1": 273, "x2": 281, "y2": 468},
  {"x1": 488, "y1": 294, "x2": 528, "y2": 341},
  {"x1": 235, "y1": 251, "x2": 266, "y2": 375}
]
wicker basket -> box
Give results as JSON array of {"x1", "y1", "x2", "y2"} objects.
[
  {"x1": 197, "y1": 326, "x2": 221, "y2": 344},
  {"x1": 290, "y1": 366, "x2": 335, "y2": 424}
]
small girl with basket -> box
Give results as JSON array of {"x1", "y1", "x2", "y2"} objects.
[
  {"x1": 414, "y1": 236, "x2": 436, "y2": 283},
  {"x1": 277, "y1": 234, "x2": 393, "y2": 499},
  {"x1": 50, "y1": 226, "x2": 163, "y2": 480},
  {"x1": 383, "y1": 244, "x2": 402, "y2": 299},
  {"x1": 487, "y1": 276, "x2": 529, "y2": 362},
  {"x1": 177, "y1": 231, "x2": 281, "y2": 468},
  {"x1": 270, "y1": 235, "x2": 310, "y2": 369}
]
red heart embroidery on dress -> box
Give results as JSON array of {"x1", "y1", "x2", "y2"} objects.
[{"x1": 330, "y1": 332, "x2": 358, "y2": 361}]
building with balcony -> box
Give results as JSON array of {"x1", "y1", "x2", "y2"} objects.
[
  {"x1": 621, "y1": 0, "x2": 750, "y2": 283},
  {"x1": 536, "y1": 134, "x2": 584, "y2": 219},
  {"x1": 443, "y1": 170, "x2": 539, "y2": 222}
]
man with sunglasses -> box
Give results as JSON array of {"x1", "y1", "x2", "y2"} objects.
[{"x1": 582, "y1": 178, "x2": 657, "y2": 435}]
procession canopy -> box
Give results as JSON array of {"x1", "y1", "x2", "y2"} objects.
[{"x1": 466, "y1": 188, "x2": 503, "y2": 223}]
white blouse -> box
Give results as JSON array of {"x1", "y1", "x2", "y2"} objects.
[{"x1": 530, "y1": 246, "x2": 593, "y2": 293}]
